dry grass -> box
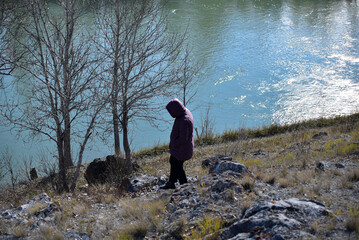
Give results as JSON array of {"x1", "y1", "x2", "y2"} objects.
[
  {"x1": 241, "y1": 175, "x2": 255, "y2": 191},
  {"x1": 278, "y1": 178, "x2": 294, "y2": 188},
  {"x1": 262, "y1": 172, "x2": 276, "y2": 185},
  {"x1": 347, "y1": 169, "x2": 359, "y2": 182},
  {"x1": 1, "y1": 113, "x2": 359, "y2": 240},
  {"x1": 28, "y1": 202, "x2": 48, "y2": 216},
  {"x1": 118, "y1": 196, "x2": 167, "y2": 235},
  {"x1": 37, "y1": 225, "x2": 64, "y2": 240},
  {"x1": 12, "y1": 224, "x2": 27, "y2": 238}
]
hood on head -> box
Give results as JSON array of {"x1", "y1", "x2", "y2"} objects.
[{"x1": 166, "y1": 98, "x2": 186, "y2": 118}]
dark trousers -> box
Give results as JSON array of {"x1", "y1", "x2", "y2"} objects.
[{"x1": 169, "y1": 155, "x2": 187, "y2": 184}]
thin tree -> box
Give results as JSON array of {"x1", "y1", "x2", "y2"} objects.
[
  {"x1": 177, "y1": 44, "x2": 201, "y2": 107},
  {"x1": 96, "y1": 0, "x2": 186, "y2": 170},
  {"x1": 1, "y1": 0, "x2": 103, "y2": 192},
  {"x1": 0, "y1": 1, "x2": 21, "y2": 77}
]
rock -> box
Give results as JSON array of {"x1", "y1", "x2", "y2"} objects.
[
  {"x1": 222, "y1": 198, "x2": 329, "y2": 240},
  {"x1": 210, "y1": 160, "x2": 249, "y2": 176},
  {"x1": 201, "y1": 174, "x2": 242, "y2": 194},
  {"x1": 30, "y1": 168, "x2": 38, "y2": 180},
  {"x1": 316, "y1": 161, "x2": 326, "y2": 172},
  {"x1": 84, "y1": 155, "x2": 125, "y2": 185},
  {"x1": 0, "y1": 192, "x2": 58, "y2": 224},
  {"x1": 312, "y1": 132, "x2": 328, "y2": 139},
  {"x1": 64, "y1": 232, "x2": 91, "y2": 240},
  {"x1": 202, "y1": 154, "x2": 225, "y2": 168},
  {"x1": 335, "y1": 163, "x2": 345, "y2": 168},
  {"x1": 316, "y1": 161, "x2": 345, "y2": 171},
  {"x1": 119, "y1": 174, "x2": 163, "y2": 193},
  {"x1": 84, "y1": 158, "x2": 107, "y2": 184},
  {"x1": 252, "y1": 151, "x2": 266, "y2": 157}
]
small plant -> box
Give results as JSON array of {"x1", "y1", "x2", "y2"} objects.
[
  {"x1": 12, "y1": 225, "x2": 27, "y2": 238},
  {"x1": 347, "y1": 169, "x2": 359, "y2": 182},
  {"x1": 187, "y1": 216, "x2": 222, "y2": 239},
  {"x1": 263, "y1": 173, "x2": 276, "y2": 185},
  {"x1": 337, "y1": 143, "x2": 359, "y2": 156},
  {"x1": 311, "y1": 220, "x2": 321, "y2": 234},
  {"x1": 345, "y1": 217, "x2": 359, "y2": 233},
  {"x1": 54, "y1": 211, "x2": 68, "y2": 230},
  {"x1": 278, "y1": 178, "x2": 293, "y2": 188},
  {"x1": 37, "y1": 225, "x2": 64, "y2": 240},
  {"x1": 122, "y1": 221, "x2": 148, "y2": 239},
  {"x1": 241, "y1": 175, "x2": 255, "y2": 191},
  {"x1": 345, "y1": 205, "x2": 359, "y2": 233},
  {"x1": 240, "y1": 198, "x2": 254, "y2": 215},
  {"x1": 105, "y1": 194, "x2": 117, "y2": 204},
  {"x1": 28, "y1": 203, "x2": 48, "y2": 216}
]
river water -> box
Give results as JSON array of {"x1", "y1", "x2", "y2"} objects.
[{"x1": 1, "y1": 0, "x2": 359, "y2": 168}]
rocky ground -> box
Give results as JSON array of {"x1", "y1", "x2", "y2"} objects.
[{"x1": 0, "y1": 120, "x2": 359, "y2": 239}]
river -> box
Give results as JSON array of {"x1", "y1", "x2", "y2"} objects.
[{"x1": 1, "y1": 0, "x2": 358, "y2": 172}]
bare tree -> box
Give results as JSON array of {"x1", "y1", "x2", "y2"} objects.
[
  {"x1": 0, "y1": 149, "x2": 7, "y2": 184},
  {"x1": 95, "y1": 0, "x2": 186, "y2": 170},
  {"x1": 0, "y1": 1, "x2": 21, "y2": 78},
  {"x1": 1, "y1": 0, "x2": 104, "y2": 192},
  {"x1": 20, "y1": 155, "x2": 34, "y2": 181},
  {"x1": 177, "y1": 44, "x2": 201, "y2": 107},
  {"x1": 0, "y1": 1, "x2": 11, "y2": 77},
  {"x1": 1, "y1": 148, "x2": 19, "y2": 190}
]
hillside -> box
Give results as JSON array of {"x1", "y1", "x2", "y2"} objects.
[{"x1": 0, "y1": 114, "x2": 359, "y2": 239}]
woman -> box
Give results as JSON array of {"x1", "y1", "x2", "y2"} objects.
[{"x1": 160, "y1": 98, "x2": 194, "y2": 189}]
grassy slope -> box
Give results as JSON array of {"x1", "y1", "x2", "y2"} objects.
[{"x1": 1, "y1": 113, "x2": 359, "y2": 239}]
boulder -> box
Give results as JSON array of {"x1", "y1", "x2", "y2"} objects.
[
  {"x1": 222, "y1": 198, "x2": 330, "y2": 240},
  {"x1": 119, "y1": 174, "x2": 166, "y2": 193},
  {"x1": 201, "y1": 173, "x2": 242, "y2": 194},
  {"x1": 316, "y1": 161, "x2": 346, "y2": 172},
  {"x1": 210, "y1": 160, "x2": 249, "y2": 176},
  {"x1": 312, "y1": 132, "x2": 328, "y2": 139},
  {"x1": 202, "y1": 154, "x2": 225, "y2": 168},
  {"x1": 84, "y1": 155, "x2": 125, "y2": 185}
]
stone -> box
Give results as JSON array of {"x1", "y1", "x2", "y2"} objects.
[
  {"x1": 202, "y1": 154, "x2": 224, "y2": 168},
  {"x1": 335, "y1": 163, "x2": 345, "y2": 168},
  {"x1": 84, "y1": 155, "x2": 125, "y2": 185},
  {"x1": 64, "y1": 232, "x2": 91, "y2": 240},
  {"x1": 222, "y1": 198, "x2": 329, "y2": 240},
  {"x1": 312, "y1": 132, "x2": 328, "y2": 139},
  {"x1": 84, "y1": 158, "x2": 108, "y2": 184},
  {"x1": 315, "y1": 161, "x2": 326, "y2": 172},
  {"x1": 119, "y1": 174, "x2": 163, "y2": 193},
  {"x1": 210, "y1": 160, "x2": 249, "y2": 175}
]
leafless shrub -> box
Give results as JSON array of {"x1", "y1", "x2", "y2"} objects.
[{"x1": 1, "y1": 147, "x2": 19, "y2": 190}]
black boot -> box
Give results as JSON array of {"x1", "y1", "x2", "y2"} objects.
[{"x1": 160, "y1": 181, "x2": 175, "y2": 190}]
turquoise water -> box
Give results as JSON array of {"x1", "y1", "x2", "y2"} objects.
[{"x1": 1, "y1": 0, "x2": 359, "y2": 167}]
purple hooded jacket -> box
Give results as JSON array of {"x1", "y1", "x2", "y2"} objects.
[{"x1": 166, "y1": 98, "x2": 194, "y2": 161}]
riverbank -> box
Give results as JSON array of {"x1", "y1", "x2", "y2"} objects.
[{"x1": 0, "y1": 113, "x2": 359, "y2": 239}]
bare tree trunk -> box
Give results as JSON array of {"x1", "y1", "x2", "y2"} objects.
[
  {"x1": 63, "y1": 120, "x2": 73, "y2": 168},
  {"x1": 113, "y1": 107, "x2": 121, "y2": 156},
  {"x1": 121, "y1": 112, "x2": 132, "y2": 172},
  {"x1": 62, "y1": 0, "x2": 74, "y2": 168},
  {"x1": 112, "y1": 62, "x2": 121, "y2": 156},
  {"x1": 57, "y1": 131, "x2": 69, "y2": 192}
]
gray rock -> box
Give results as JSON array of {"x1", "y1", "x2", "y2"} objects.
[
  {"x1": 202, "y1": 154, "x2": 225, "y2": 168},
  {"x1": 210, "y1": 160, "x2": 249, "y2": 175},
  {"x1": 222, "y1": 198, "x2": 328, "y2": 240},
  {"x1": 312, "y1": 132, "x2": 328, "y2": 139},
  {"x1": 335, "y1": 163, "x2": 345, "y2": 168},
  {"x1": 64, "y1": 232, "x2": 91, "y2": 240},
  {"x1": 119, "y1": 173, "x2": 164, "y2": 192},
  {"x1": 201, "y1": 174, "x2": 242, "y2": 193}
]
